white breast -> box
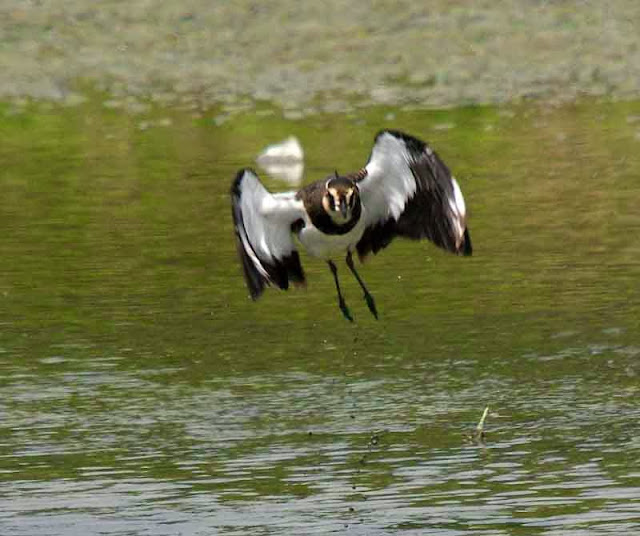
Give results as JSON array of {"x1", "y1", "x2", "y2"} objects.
[{"x1": 297, "y1": 210, "x2": 367, "y2": 260}]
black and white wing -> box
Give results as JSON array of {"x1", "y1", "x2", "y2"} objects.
[
  {"x1": 356, "y1": 129, "x2": 472, "y2": 259},
  {"x1": 231, "y1": 169, "x2": 306, "y2": 299}
]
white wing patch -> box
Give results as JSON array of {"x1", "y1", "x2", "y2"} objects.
[
  {"x1": 451, "y1": 177, "x2": 466, "y2": 218},
  {"x1": 236, "y1": 170, "x2": 303, "y2": 262},
  {"x1": 449, "y1": 177, "x2": 467, "y2": 243},
  {"x1": 362, "y1": 131, "x2": 418, "y2": 226}
]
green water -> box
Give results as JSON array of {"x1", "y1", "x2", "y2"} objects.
[{"x1": 1, "y1": 99, "x2": 639, "y2": 535}]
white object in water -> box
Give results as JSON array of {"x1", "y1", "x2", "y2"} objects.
[{"x1": 256, "y1": 136, "x2": 304, "y2": 184}]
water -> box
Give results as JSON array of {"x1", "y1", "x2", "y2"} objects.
[{"x1": 1, "y1": 99, "x2": 640, "y2": 535}]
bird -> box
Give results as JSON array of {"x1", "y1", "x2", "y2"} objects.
[{"x1": 230, "y1": 129, "x2": 472, "y2": 321}]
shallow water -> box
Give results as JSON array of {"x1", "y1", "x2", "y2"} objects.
[{"x1": 1, "y1": 99, "x2": 640, "y2": 534}]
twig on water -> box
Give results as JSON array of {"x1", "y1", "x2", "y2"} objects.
[{"x1": 475, "y1": 406, "x2": 489, "y2": 443}]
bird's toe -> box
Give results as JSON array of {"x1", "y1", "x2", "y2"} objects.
[
  {"x1": 364, "y1": 293, "x2": 378, "y2": 320},
  {"x1": 339, "y1": 299, "x2": 354, "y2": 322}
]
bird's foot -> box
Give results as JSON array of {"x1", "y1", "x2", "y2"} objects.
[
  {"x1": 363, "y1": 292, "x2": 378, "y2": 320},
  {"x1": 338, "y1": 298, "x2": 354, "y2": 322}
]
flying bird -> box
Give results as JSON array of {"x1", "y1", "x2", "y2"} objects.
[{"x1": 230, "y1": 129, "x2": 472, "y2": 321}]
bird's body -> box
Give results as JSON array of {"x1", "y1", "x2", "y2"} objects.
[
  {"x1": 230, "y1": 129, "x2": 472, "y2": 320},
  {"x1": 297, "y1": 212, "x2": 367, "y2": 259},
  {"x1": 295, "y1": 178, "x2": 367, "y2": 259}
]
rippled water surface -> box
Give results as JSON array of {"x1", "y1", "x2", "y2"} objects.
[{"x1": 1, "y1": 100, "x2": 640, "y2": 534}]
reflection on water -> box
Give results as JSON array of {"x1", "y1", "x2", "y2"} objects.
[
  {"x1": 1, "y1": 99, "x2": 640, "y2": 534},
  {"x1": 256, "y1": 135, "x2": 305, "y2": 184}
]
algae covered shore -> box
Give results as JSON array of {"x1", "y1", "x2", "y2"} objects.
[{"x1": 2, "y1": 1, "x2": 640, "y2": 114}]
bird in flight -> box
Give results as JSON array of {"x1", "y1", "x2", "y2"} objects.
[{"x1": 231, "y1": 129, "x2": 472, "y2": 321}]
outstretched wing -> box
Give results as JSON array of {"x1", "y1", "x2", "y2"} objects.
[
  {"x1": 356, "y1": 129, "x2": 472, "y2": 259},
  {"x1": 231, "y1": 169, "x2": 306, "y2": 299}
]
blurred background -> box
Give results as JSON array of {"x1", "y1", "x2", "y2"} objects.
[
  {"x1": 3, "y1": 1, "x2": 640, "y2": 113},
  {"x1": 1, "y1": 2, "x2": 639, "y2": 535}
]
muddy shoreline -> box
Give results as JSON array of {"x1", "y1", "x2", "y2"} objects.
[{"x1": 2, "y1": 1, "x2": 639, "y2": 115}]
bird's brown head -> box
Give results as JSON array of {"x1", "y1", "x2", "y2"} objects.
[{"x1": 322, "y1": 173, "x2": 360, "y2": 225}]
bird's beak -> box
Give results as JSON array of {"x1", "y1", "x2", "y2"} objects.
[{"x1": 339, "y1": 198, "x2": 348, "y2": 218}]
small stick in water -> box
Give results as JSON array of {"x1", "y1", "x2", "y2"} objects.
[{"x1": 476, "y1": 406, "x2": 489, "y2": 442}]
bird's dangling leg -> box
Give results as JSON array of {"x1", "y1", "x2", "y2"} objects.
[
  {"x1": 346, "y1": 251, "x2": 378, "y2": 319},
  {"x1": 327, "y1": 260, "x2": 353, "y2": 322}
]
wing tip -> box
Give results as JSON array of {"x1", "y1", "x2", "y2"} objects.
[
  {"x1": 241, "y1": 251, "x2": 307, "y2": 300},
  {"x1": 374, "y1": 129, "x2": 427, "y2": 153},
  {"x1": 231, "y1": 168, "x2": 270, "y2": 299},
  {"x1": 231, "y1": 167, "x2": 259, "y2": 197},
  {"x1": 460, "y1": 228, "x2": 473, "y2": 256},
  {"x1": 235, "y1": 236, "x2": 269, "y2": 300}
]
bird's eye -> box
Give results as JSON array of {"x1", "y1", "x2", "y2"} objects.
[
  {"x1": 345, "y1": 190, "x2": 355, "y2": 207},
  {"x1": 327, "y1": 194, "x2": 335, "y2": 209}
]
